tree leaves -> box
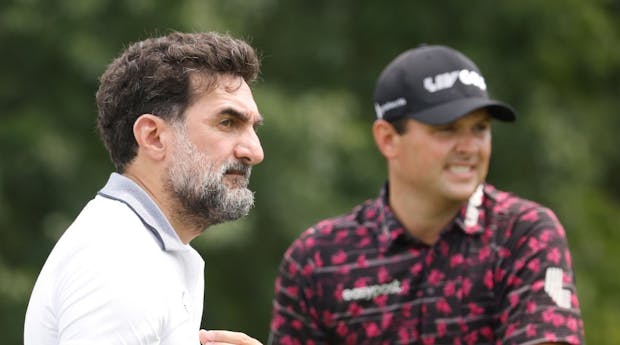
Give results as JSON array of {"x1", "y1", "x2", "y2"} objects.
[{"x1": 1, "y1": 0, "x2": 618, "y2": 343}]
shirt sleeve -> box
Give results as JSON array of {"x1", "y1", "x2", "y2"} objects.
[
  {"x1": 495, "y1": 205, "x2": 585, "y2": 345},
  {"x1": 269, "y1": 232, "x2": 328, "y2": 345}
]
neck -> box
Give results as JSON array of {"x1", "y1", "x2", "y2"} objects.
[
  {"x1": 388, "y1": 183, "x2": 463, "y2": 245},
  {"x1": 167, "y1": 207, "x2": 210, "y2": 244},
  {"x1": 123, "y1": 166, "x2": 204, "y2": 245}
]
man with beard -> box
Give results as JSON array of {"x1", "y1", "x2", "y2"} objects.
[{"x1": 24, "y1": 32, "x2": 264, "y2": 345}]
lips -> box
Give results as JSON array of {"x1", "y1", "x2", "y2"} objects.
[
  {"x1": 225, "y1": 169, "x2": 249, "y2": 178},
  {"x1": 222, "y1": 167, "x2": 250, "y2": 188}
]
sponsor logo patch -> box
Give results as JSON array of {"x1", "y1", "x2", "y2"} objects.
[
  {"x1": 423, "y1": 69, "x2": 487, "y2": 93},
  {"x1": 342, "y1": 280, "x2": 403, "y2": 301},
  {"x1": 545, "y1": 267, "x2": 571, "y2": 308}
]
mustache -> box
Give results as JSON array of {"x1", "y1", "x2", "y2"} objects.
[{"x1": 221, "y1": 160, "x2": 252, "y2": 179}]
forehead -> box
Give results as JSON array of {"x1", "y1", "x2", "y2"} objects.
[
  {"x1": 463, "y1": 108, "x2": 491, "y2": 120},
  {"x1": 433, "y1": 108, "x2": 491, "y2": 126},
  {"x1": 404, "y1": 108, "x2": 491, "y2": 132},
  {"x1": 453, "y1": 108, "x2": 491, "y2": 123},
  {"x1": 184, "y1": 73, "x2": 260, "y2": 120}
]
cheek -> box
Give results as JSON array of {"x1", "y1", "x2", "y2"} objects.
[
  {"x1": 421, "y1": 141, "x2": 452, "y2": 164},
  {"x1": 404, "y1": 148, "x2": 444, "y2": 176},
  {"x1": 481, "y1": 140, "x2": 492, "y2": 159},
  {"x1": 478, "y1": 141, "x2": 492, "y2": 175},
  {"x1": 196, "y1": 137, "x2": 230, "y2": 159}
]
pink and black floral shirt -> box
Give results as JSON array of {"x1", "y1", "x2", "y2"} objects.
[{"x1": 269, "y1": 183, "x2": 584, "y2": 345}]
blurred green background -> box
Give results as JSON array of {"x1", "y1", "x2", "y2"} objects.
[{"x1": 1, "y1": 0, "x2": 619, "y2": 343}]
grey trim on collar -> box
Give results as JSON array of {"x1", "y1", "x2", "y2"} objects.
[{"x1": 97, "y1": 172, "x2": 188, "y2": 252}]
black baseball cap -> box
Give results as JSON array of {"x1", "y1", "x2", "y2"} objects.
[{"x1": 373, "y1": 45, "x2": 516, "y2": 124}]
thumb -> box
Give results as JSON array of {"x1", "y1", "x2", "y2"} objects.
[{"x1": 199, "y1": 329, "x2": 209, "y2": 344}]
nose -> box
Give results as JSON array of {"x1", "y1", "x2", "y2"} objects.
[
  {"x1": 235, "y1": 128, "x2": 264, "y2": 165},
  {"x1": 454, "y1": 130, "x2": 478, "y2": 154}
]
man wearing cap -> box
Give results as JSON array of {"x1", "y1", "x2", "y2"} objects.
[{"x1": 268, "y1": 45, "x2": 585, "y2": 344}]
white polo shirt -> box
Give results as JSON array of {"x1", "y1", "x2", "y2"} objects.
[{"x1": 24, "y1": 173, "x2": 205, "y2": 345}]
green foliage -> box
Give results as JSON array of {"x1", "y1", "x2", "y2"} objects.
[{"x1": 1, "y1": 0, "x2": 619, "y2": 343}]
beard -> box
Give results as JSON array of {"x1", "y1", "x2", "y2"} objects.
[{"x1": 165, "y1": 127, "x2": 255, "y2": 229}]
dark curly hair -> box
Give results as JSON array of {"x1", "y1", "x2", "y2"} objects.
[{"x1": 95, "y1": 31, "x2": 260, "y2": 172}]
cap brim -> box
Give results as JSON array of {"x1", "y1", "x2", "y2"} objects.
[{"x1": 408, "y1": 98, "x2": 516, "y2": 125}]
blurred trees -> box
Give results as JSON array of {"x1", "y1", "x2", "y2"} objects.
[{"x1": 1, "y1": 0, "x2": 618, "y2": 343}]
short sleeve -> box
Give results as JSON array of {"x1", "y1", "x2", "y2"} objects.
[{"x1": 495, "y1": 205, "x2": 585, "y2": 345}]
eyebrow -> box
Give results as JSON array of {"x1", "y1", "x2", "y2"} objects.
[{"x1": 220, "y1": 107, "x2": 264, "y2": 126}]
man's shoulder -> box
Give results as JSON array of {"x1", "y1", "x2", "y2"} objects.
[
  {"x1": 281, "y1": 199, "x2": 381, "y2": 270},
  {"x1": 482, "y1": 183, "x2": 564, "y2": 238},
  {"x1": 47, "y1": 196, "x2": 164, "y2": 275},
  {"x1": 302, "y1": 198, "x2": 379, "y2": 239},
  {"x1": 483, "y1": 183, "x2": 549, "y2": 216},
  {"x1": 74, "y1": 195, "x2": 159, "y2": 241},
  {"x1": 282, "y1": 199, "x2": 381, "y2": 264},
  {"x1": 65, "y1": 195, "x2": 143, "y2": 232}
]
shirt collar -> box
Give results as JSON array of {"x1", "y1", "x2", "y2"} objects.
[
  {"x1": 371, "y1": 182, "x2": 487, "y2": 252},
  {"x1": 454, "y1": 184, "x2": 487, "y2": 235},
  {"x1": 97, "y1": 172, "x2": 189, "y2": 252}
]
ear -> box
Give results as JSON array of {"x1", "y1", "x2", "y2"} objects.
[
  {"x1": 133, "y1": 114, "x2": 170, "y2": 162},
  {"x1": 372, "y1": 119, "x2": 400, "y2": 159}
]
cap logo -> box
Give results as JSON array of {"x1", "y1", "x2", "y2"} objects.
[
  {"x1": 374, "y1": 97, "x2": 407, "y2": 119},
  {"x1": 423, "y1": 69, "x2": 487, "y2": 93}
]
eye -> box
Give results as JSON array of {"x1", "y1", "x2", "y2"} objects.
[
  {"x1": 473, "y1": 121, "x2": 491, "y2": 133},
  {"x1": 219, "y1": 118, "x2": 234, "y2": 128}
]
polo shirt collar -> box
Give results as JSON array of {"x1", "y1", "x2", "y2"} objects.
[
  {"x1": 97, "y1": 172, "x2": 189, "y2": 252},
  {"x1": 373, "y1": 182, "x2": 487, "y2": 252},
  {"x1": 454, "y1": 184, "x2": 486, "y2": 235}
]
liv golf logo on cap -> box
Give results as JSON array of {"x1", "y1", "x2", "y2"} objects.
[{"x1": 423, "y1": 69, "x2": 487, "y2": 93}]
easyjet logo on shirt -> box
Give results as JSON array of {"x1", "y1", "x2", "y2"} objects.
[
  {"x1": 342, "y1": 280, "x2": 403, "y2": 301},
  {"x1": 423, "y1": 69, "x2": 487, "y2": 93}
]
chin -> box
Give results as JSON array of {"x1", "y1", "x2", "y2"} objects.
[{"x1": 444, "y1": 183, "x2": 479, "y2": 202}]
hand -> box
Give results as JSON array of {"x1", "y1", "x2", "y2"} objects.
[{"x1": 199, "y1": 329, "x2": 262, "y2": 345}]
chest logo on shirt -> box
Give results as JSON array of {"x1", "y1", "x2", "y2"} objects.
[{"x1": 342, "y1": 280, "x2": 402, "y2": 302}]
